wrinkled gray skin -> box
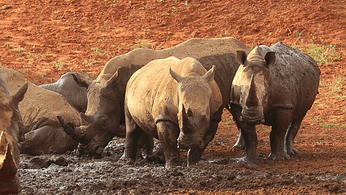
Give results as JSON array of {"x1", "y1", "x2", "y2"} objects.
[
  {"x1": 60, "y1": 38, "x2": 250, "y2": 157},
  {"x1": 230, "y1": 42, "x2": 320, "y2": 163},
  {"x1": 0, "y1": 75, "x2": 27, "y2": 194},
  {"x1": 40, "y1": 72, "x2": 90, "y2": 113},
  {"x1": 124, "y1": 57, "x2": 223, "y2": 168}
]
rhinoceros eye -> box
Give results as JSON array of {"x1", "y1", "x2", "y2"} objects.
[{"x1": 99, "y1": 116, "x2": 108, "y2": 128}]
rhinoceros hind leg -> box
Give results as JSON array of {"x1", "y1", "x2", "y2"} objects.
[
  {"x1": 286, "y1": 113, "x2": 305, "y2": 156},
  {"x1": 137, "y1": 132, "x2": 154, "y2": 160},
  {"x1": 156, "y1": 121, "x2": 180, "y2": 168}
]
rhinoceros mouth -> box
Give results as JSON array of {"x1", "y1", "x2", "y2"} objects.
[
  {"x1": 240, "y1": 108, "x2": 265, "y2": 124},
  {"x1": 240, "y1": 115, "x2": 264, "y2": 124},
  {"x1": 177, "y1": 134, "x2": 204, "y2": 150}
]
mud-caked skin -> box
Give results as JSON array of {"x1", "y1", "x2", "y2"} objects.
[
  {"x1": 0, "y1": 75, "x2": 27, "y2": 194},
  {"x1": 40, "y1": 72, "x2": 90, "y2": 113},
  {"x1": 64, "y1": 37, "x2": 250, "y2": 156},
  {"x1": 230, "y1": 42, "x2": 320, "y2": 163},
  {"x1": 0, "y1": 67, "x2": 81, "y2": 155},
  {"x1": 124, "y1": 57, "x2": 223, "y2": 168}
]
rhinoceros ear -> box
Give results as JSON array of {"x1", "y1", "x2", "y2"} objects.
[
  {"x1": 169, "y1": 68, "x2": 183, "y2": 83},
  {"x1": 105, "y1": 70, "x2": 120, "y2": 90},
  {"x1": 12, "y1": 82, "x2": 28, "y2": 106},
  {"x1": 237, "y1": 50, "x2": 247, "y2": 65},
  {"x1": 264, "y1": 51, "x2": 276, "y2": 68},
  {"x1": 201, "y1": 65, "x2": 216, "y2": 82},
  {"x1": 72, "y1": 73, "x2": 92, "y2": 89}
]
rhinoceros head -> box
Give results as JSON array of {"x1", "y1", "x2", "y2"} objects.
[
  {"x1": 231, "y1": 46, "x2": 275, "y2": 124},
  {"x1": 0, "y1": 75, "x2": 27, "y2": 194},
  {"x1": 59, "y1": 71, "x2": 124, "y2": 156},
  {"x1": 170, "y1": 64, "x2": 216, "y2": 150}
]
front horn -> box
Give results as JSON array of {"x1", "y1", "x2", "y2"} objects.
[{"x1": 57, "y1": 115, "x2": 86, "y2": 143}]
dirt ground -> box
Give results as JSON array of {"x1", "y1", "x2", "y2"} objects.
[{"x1": 1, "y1": 0, "x2": 346, "y2": 194}]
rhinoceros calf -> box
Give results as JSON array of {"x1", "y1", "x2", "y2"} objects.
[
  {"x1": 40, "y1": 72, "x2": 90, "y2": 113},
  {"x1": 230, "y1": 42, "x2": 320, "y2": 163},
  {"x1": 60, "y1": 37, "x2": 250, "y2": 156},
  {"x1": 0, "y1": 67, "x2": 81, "y2": 155},
  {"x1": 124, "y1": 57, "x2": 222, "y2": 167},
  {"x1": 0, "y1": 74, "x2": 27, "y2": 194}
]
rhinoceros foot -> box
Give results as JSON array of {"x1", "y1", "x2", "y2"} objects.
[
  {"x1": 267, "y1": 151, "x2": 290, "y2": 161},
  {"x1": 287, "y1": 147, "x2": 300, "y2": 157}
]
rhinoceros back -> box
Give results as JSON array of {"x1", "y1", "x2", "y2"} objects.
[
  {"x1": 102, "y1": 37, "x2": 250, "y2": 109},
  {"x1": 0, "y1": 67, "x2": 82, "y2": 130},
  {"x1": 268, "y1": 42, "x2": 320, "y2": 116}
]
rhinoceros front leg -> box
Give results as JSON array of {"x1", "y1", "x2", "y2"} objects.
[
  {"x1": 187, "y1": 120, "x2": 219, "y2": 166},
  {"x1": 156, "y1": 121, "x2": 180, "y2": 168},
  {"x1": 267, "y1": 108, "x2": 292, "y2": 161},
  {"x1": 286, "y1": 113, "x2": 305, "y2": 156},
  {"x1": 231, "y1": 106, "x2": 258, "y2": 163},
  {"x1": 124, "y1": 112, "x2": 142, "y2": 164}
]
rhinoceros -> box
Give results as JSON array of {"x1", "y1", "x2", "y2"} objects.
[
  {"x1": 230, "y1": 42, "x2": 320, "y2": 163},
  {"x1": 0, "y1": 74, "x2": 27, "y2": 194},
  {"x1": 40, "y1": 72, "x2": 90, "y2": 113},
  {"x1": 0, "y1": 67, "x2": 82, "y2": 155},
  {"x1": 60, "y1": 37, "x2": 250, "y2": 156},
  {"x1": 124, "y1": 57, "x2": 222, "y2": 167}
]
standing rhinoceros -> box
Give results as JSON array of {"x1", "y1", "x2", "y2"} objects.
[
  {"x1": 124, "y1": 57, "x2": 222, "y2": 167},
  {"x1": 230, "y1": 42, "x2": 320, "y2": 163},
  {"x1": 0, "y1": 74, "x2": 27, "y2": 194},
  {"x1": 0, "y1": 67, "x2": 82, "y2": 155},
  {"x1": 59, "y1": 37, "x2": 250, "y2": 156},
  {"x1": 40, "y1": 72, "x2": 90, "y2": 113}
]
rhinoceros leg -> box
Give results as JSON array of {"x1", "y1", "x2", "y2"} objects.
[
  {"x1": 231, "y1": 106, "x2": 258, "y2": 163},
  {"x1": 156, "y1": 121, "x2": 180, "y2": 168},
  {"x1": 124, "y1": 115, "x2": 142, "y2": 164},
  {"x1": 267, "y1": 108, "x2": 292, "y2": 161},
  {"x1": 286, "y1": 113, "x2": 306, "y2": 156}
]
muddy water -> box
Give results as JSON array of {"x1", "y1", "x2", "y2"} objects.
[{"x1": 18, "y1": 139, "x2": 346, "y2": 194}]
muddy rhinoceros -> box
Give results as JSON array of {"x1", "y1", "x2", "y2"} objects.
[
  {"x1": 59, "y1": 37, "x2": 250, "y2": 156},
  {"x1": 0, "y1": 67, "x2": 82, "y2": 155},
  {"x1": 40, "y1": 72, "x2": 90, "y2": 113},
  {"x1": 230, "y1": 42, "x2": 320, "y2": 163},
  {"x1": 124, "y1": 57, "x2": 223, "y2": 167},
  {"x1": 0, "y1": 74, "x2": 27, "y2": 194}
]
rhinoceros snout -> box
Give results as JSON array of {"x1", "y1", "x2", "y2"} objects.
[
  {"x1": 177, "y1": 133, "x2": 204, "y2": 150},
  {"x1": 240, "y1": 107, "x2": 265, "y2": 124}
]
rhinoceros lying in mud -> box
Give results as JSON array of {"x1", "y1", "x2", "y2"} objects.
[
  {"x1": 0, "y1": 67, "x2": 82, "y2": 155},
  {"x1": 40, "y1": 72, "x2": 90, "y2": 113},
  {"x1": 124, "y1": 57, "x2": 223, "y2": 167},
  {"x1": 0, "y1": 74, "x2": 27, "y2": 194},
  {"x1": 230, "y1": 42, "x2": 320, "y2": 163},
  {"x1": 59, "y1": 37, "x2": 250, "y2": 156}
]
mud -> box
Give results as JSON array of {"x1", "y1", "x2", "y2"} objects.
[{"x1": 18, "y1": 135, "x2": 346, "y2": 194}]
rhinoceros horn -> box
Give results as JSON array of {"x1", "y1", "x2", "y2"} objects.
[
  {"x1": 81, "y1": 112, "x2": 94, "y2": 124},
  {"x1": 179, "y1": 104, "x2": 193, "y2": 134},
  {"x1": 245, "y1": 74, "x2": 259, "y2": 107},
  {"x1": 57, "y1": 115, "x2": 86, "y2": 143},
  {"x1": 0, "y1": 132, "x2": 17, "y2": 181}
]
